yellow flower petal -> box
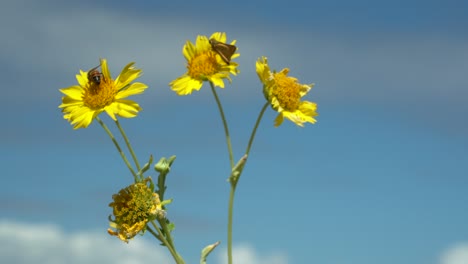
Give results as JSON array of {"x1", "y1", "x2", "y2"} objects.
[
  {"x1": 209, "y1": 76, "x2": 225, "y2": 88},
  {"x1": 170, "y1": 75, "x2": 203, "y2": 95},
  {"x1": 183, "y1": 41, "x2": 196, "y2": 61},
  {"x1": 76, "y1": 71, "x2": 89, "y2": 88},
  {"x1": 210, "y1": 32, "x2": 227, "y2": 43},
  {"x1": 114, "y1": 62, "x2": 142, "y2": 90},
  {"x1": 195, "y1": 35, "x2": 209, "y2": 51},
  {"x1": 256, "y1": 57, "x2": 318, "y2": 127},
  {"x1": 104, "y1": 107, "x2": 117, "y2": 121},
  {"x1": 59, "y1": 59, "x2": 147, "y2": 129},
  {"x1": 59, "y1": 85, "x2": 83, "y2": 100},
  {"x1": 115, "y1": 82, "x2": 148, "y2": 99},
  {"x1": 70, "y1": 108, "x2": 96, "y2": 129},
  {"x1": 274, "y1": 114, "x2": 284, "y2": 127},
  {"x1": 112, "y1": 100, "x2": 142, "y2": 118},
  {"x1": 169, "y1": 32, "x2": 239, "y2": 95},
  {"x1": 101, "y1": 58, "x2": 111, "y2": 80}
]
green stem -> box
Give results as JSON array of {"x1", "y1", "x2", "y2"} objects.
[
  {"x1": 96, "y1": 117, "x2": 138, "y2": 181},
  {"x1": 227, "y1": 184, "x2": 236, "y2": 264},
  {"x1": 244, "y1": 102, "x2": 269, "y2": 157},
  {"x1": 146, "y1": 225, "x2": 164, "y2": 242},
  {"x1": 115, "y1": 119, "x2": 141, "y2": 173},
  {"x1": 159, "y1": 219, "x2": 175, "y2": 249},
  {"x1": 227, "y1": 102, "x2": 269, "y2": 264},
  {"x1": 209, "y1": 82, "x2": 234, "y2": 169},
  {"x1": 149, "y1": 222, "x2": 185, "y2": 264}
]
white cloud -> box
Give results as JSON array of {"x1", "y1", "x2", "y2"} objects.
[
  {"x1": 440, "y1": 243, "x2": 468, "y2": 264},
  {"x1": 0, "y1": 220, "x2": 288, "y2": 264},
  {"x1": 0, "y1": 220, "x2": 172, "y2": 264},
  {"x1": 215, "y1": 244, "x2": 288, "y2": 264}
]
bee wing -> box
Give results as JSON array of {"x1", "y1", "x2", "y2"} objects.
[{"x1": 88, "y1": 63, "x2": 101, "y2": 72}]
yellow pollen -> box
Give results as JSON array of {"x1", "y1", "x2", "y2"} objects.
[
  {"x1": 82, "y1": 77, "x2": 116, "y2": 109},
  {"x1": 272, "y1": 72, "x2": 301, "y2": 111},
  {"x1": 187, "y1": 52, "x2": 219, "y2": 79}
]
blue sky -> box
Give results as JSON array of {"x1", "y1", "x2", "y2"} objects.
[{"x1": 1, "y1": 0, "x2": 468, "y2": 263}]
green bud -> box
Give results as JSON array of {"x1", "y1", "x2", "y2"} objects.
[
  {"x1": 154, "y1": 156, "x2": 176, "y2": 173},
  {"x1": 155, "y1": 157, "x2": 169, "y2": 173},
  {"x1": 200, "y1": 241, "x2": 220, "y2": 264}
]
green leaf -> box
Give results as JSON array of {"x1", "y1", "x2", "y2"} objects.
[
  {"x1": 200, "y1": 241, "x2": 220, "y2": 264},
  {"x1": 166, "y1": 222, "x2": 175, "y2": 233},
  {"x1": 228, "y1": 154, "x2": 248, "y2": 185}
]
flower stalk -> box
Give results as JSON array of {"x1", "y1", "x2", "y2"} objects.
[
  {"x1": 115, "y1": 119, "x2": 141, "y2": 172},
  {"x1": 226, "y1": 102, "x2": 269, "y2": 264},
  {"x1": 59, "y1": 33, "x2": 318, "y2": 264},
  {"x1": 210, "y1": 81, "x2": 235, "y2": 168},
  {"x1": 96, "y1": 117, "x2": 138, "y2": 181}
]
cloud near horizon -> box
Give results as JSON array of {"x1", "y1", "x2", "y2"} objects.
[
  {"x1": 440, "y1": 243, "x2": 468, "y2": 264},
  {"x1": 0, "y1": 220, "x2": 288, "y2": 264}
]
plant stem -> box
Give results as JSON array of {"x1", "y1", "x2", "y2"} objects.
[
  {"x1": 227, "y1": 102, "x2": 269, "y2": 264},
  {"x1": 209, "y1": 82, "x2": 234, "y2": 169},
  {"x1": 244, "y1": 103, "x2": 269, "y2": 157},
  {"x1": 159, "y1": 219, "x2": 176, "y2": 251},
  {"x1": 149, "y1": 221, "x2": 185, "y2": 264},
  {"x1": 115, "y1": 119, "x2": 141, "y2": 172},
  {"x1": 227, "y1": 184, "x2": 236, "y2": 264},
  {"x1": 96, "y1": 117, "x2": 138, "y2": 181}
]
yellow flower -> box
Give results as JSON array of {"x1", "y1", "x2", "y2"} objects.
[
  {"x1": 170, "y1": 32, "x2": 239, "y2": 95},
  {"x1": 59, "y1": 58, "x2": 148, "y2": 129},
  {"x1": 108, "y1": 180, "x2": 164, "y2": 243},
  {"x1": 256, "y1": 57, "x2": 318, "y2": 127}
]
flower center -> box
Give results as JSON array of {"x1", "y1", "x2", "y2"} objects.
[
  {"x1": 272, "y1": 71, "x2": 301, "y2": 111},
  {"x1": 82, "y1": 77, "x2": 116, "y2": 109},
  {"x1": 187, "y1": 51, "x2": 219, "y2": 79},
  {"x1": 110, "y1": 183, "x2": 160, "y2": 225}
]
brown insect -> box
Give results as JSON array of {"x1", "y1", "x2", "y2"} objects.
[
  {"x1": 87, "y1": 64, "x2": 103, "y2": 85},
  {"x1": 209, "y1": 38, "x2": 237, "y2": 65}
]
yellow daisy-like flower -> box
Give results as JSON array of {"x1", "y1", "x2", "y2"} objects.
[
  {"x1": 169, "y1": 32, "x2": 239, "y2": 95},
  {"x1": 256, "y1": 56, "x2": 318, "y2": 127},
  {"x1": 59, "y1": 58, "x2": 148, "y2": 129},
  {"x1": 108, "y1": 180, "x2": 164, "y2": 243}
]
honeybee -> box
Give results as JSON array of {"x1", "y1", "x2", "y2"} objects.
[
  {"x1": 209, "y1": 38, "x2": 237, "y2": 65},
  {"x1": 87, "y1": 64, "x2": 103, "y2": 85}
]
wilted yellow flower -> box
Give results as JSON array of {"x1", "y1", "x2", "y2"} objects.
[
  {"x1": 108, "y1": 180, "x2": 164, "y2": 243},
  {"x1": 256, "y1": 57, "x2": 318, "y2": 127},
  {"x1": 170, "y1": 32, "x2": 239, "y2": 95},
  {"x1": 59, "y1": 58, "x2": 148, "y2": 129}
]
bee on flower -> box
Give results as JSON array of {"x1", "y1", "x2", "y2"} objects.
[{"x1": 59, "y1": 58, "x2": 148, "y2": 129}]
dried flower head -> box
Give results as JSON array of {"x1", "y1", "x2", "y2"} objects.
[{"x1": 108, "y1": 179, "x2": 164, "y2": 243}]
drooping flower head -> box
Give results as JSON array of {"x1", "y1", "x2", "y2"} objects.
[
  {"x1": 59, "y1": 58, "x2": 148, "y2": 129},
  {"x1": 170, "y1": 32, "x2": 239, "y2": 95},
  {"x1": 108, "y1": 179, "x2": 164, "y2": 243},
  {"x1": 256, "y1": 57, "x2": 318, "y2": 127}
]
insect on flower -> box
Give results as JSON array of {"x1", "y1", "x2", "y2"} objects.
[
  {"x1": 87, "y1": 64, "x2": 103, "y2": 85},
  {"x1": 209, "y1": 38, "x2": 237, "y2": 65}
]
